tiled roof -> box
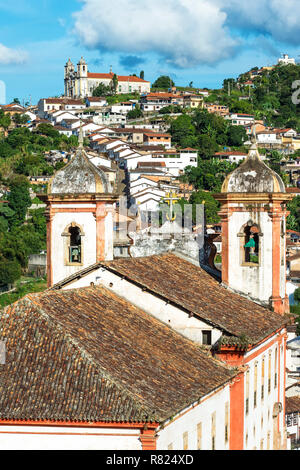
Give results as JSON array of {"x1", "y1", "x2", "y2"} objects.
[
  {"x1": 289, "y1": 271, "x2": 300, "y2": 279},
  {"x1": 51, "y1": 253, "x2": 290, "y2": 345},
  {"x1": 286, "y1": 396, "x2": 300, "y2": 414},
  {"x1": 102, "y1": 254, "x2": 289, "y2": 344},
  {"x1": 215, "y1": 151, "x2": 247, "y2": 156},
  {"x1": 286, "y1": 188, "x2": 300, "y2": 193},
  {"x1": 87, "y1": 73, "x2": 149, "y2": 83},
  {"x1": 137, "y1": 161, "x2": 166, "y2": 167},
  {"x1": 0, "y1": 286, "x2": 236, "y2": 423},
  {"x1": 87, "y1": 97, "x2": 107, "y2": 101}
]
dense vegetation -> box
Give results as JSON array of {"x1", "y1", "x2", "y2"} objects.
[
  {"x1": 0, "y1": 175, "x2": 46, "y2": 286},
  {"x1": 211, "y1": 63, "x2": 300, "y2": 130},
  {"x1": 0, "y1": 122, "x2": 77, "y2": 179},
  {"x1": 0, "y1": 123, "x2": 79, "y2": 289},
  {"x1": 169, "y1": 108, "x2": 247, "y2": 156}
]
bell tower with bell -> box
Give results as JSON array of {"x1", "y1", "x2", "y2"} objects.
[
  {"x1": 214, "y1": 133, "x2": 292, "y2": 315},
  {"x1": 42, "y1": 127, "x2": 119, "y2": 287}
]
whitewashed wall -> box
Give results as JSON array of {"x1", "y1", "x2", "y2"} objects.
[
  {"x1": 0, "y1": 425, "x2": 142, "y2": 450},
  {"x1": 157, "y1": 385, "x2": 230, "y2": 450},
  {"x1": 243, "y1": 331, "x2": 286, "y2": 450},
  {"x1": 227, "y1": 209, "x2": 274, "y2": 303},
  {"x1": 51, "y1": 206, "x2": 97, "y2": 286}
]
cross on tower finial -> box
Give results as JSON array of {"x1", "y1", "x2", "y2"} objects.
[{"x1": 163, "y1": 191, "x2": 180, "y2": 221}]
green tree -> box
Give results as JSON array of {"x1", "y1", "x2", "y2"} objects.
[
  {"x1": 92, "y1": 83, "x2": 112, "y2": 97},
  {"x1": 127, "y1": 105, "x2": 143, "y2": 120},
  {"x1": 294, "y1": 287, "x2": 300, "y2": 304},
  {"x1": 188, "y1": 191, "x2": 220, "y2": 224},
  {"x1": 112, "y1": 74, "x2": 118, "y2": 94},
  {"x1": 223, "y1": 78, "x2": 236, "y2": 92},
  {"x1": 152, "y1": 75, "x2": 175, "y2": 89},
  {"x1": 7, "y1": 175, "x2": 32, "y2": 227},
  {"x1": 227, "y1": 125, "x2": 247, "y2": 146},
  {"x1": 169, "y1": 114, "x2": 197, "y2": 148},
  {"x1": 13, "y1": 113, "x2": 30, "y2": 125},
  {"x1": 37, "y1": 123, "x2": 60, "y2": 139},
  {"x1": 0, "y1": 110, "x2": 11, "y2": 132},
  {"x1": 0, "y1": 259, "x2": 21, "y2": 285},
  {"x1": 287, "y1": 196, "x2": 300, "y2": 231}
]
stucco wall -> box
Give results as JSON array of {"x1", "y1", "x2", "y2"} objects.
[
  {"x1": 0, "y1": 425, "x2": 142, "y2": 450},
  {"x1": 51, "y1": 207, "x2": 97, "y2": 286},
  {"x1": 228, "y1": 209, "x2": 273, "y2": 303},
  {"x1": 243, "y1": 332, "x2": 286, "y2": 450},
  {"x1": 156, "y1": 386, "x2": 230, "y2": 450}
]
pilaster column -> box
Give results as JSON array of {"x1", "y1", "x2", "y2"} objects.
[
  {"x1": 219, "y1": 208, "x2": 232, "y2": 287},
  {"x1": 229, "y1": 372, "x2": 245, "y2": 450},
  {"x1": 45, "y1": 205, "x2": 55, "y2": 288},
  {"x1": 269, "y1": 210, "x2": 285, "y2": 314},
  {"x1": 96, "y1": 203, "x2": 107, "y2": 262},
  {"x1": 140, "y1": 428, "x2": 157, "y2": 450}
]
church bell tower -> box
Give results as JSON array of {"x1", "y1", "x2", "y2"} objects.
[
  {"x1": 214, "y1": 136, "x2": 292, "y2": 315},
  {"x1": 77, "y1": 57, "x2": 88, "y2": 98},
  {"x1": 43, "y1": 129, "x2": 119, "y2": 287}
]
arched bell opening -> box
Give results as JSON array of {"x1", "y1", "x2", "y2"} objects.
[
  {"x1": 69, "y1": 226, "x2": 82, "y2": 264},
  {"x1": 238, "y1": 220, "x2": 263, "y2": 266},
  {"x1": 62, "y1": 222, "x2": 85, "y2": 266}
]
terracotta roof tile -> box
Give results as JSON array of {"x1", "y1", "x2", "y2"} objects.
[
  {"x1": 286, "y1": 396, "x2": 300, "y2": 414},
  {"x1": 0, "y1": 285, "x2": 236, "y2": 423},
  {"x1": 102, "y1": 254, "x2": 289, "y2": 343},
  {"x1": 51, "y1": 253, "x2": 290, "y2": 345}
]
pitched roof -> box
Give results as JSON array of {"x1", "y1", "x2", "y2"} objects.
[
  {"x1": 102, "y1": 254, "x2": 289, "y2": 343},
  {"x1": 86, "y1": 96, "x2": 107, "y2": 101},
  {"x1": 286, "y1": 187, "x2": 300, "y2": 194},
  {"x1": 87, "y1": 73, "x2": 149, "y2": 83},
  {"x1": 52, "y1": 253, "x2": 290, "y2": 345},
  {"x1": 0, "y1": 286, "x2": 236, "y2": 423},
  {"x1": 137, "y1": 161, "x2": 166, "y2": 167},
  {"x1": 285, "y1": 396, "x2": 300, "y2": 414}
]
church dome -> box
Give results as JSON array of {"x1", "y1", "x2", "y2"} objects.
[
  {"x1": 48, "y1": 134, "x2": 113, "y2": 195},
  {"x1": 221, "y1": 141, "x2": 286, "y2": 193}
]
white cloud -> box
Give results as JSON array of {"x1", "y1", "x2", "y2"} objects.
[
  {"x1": 0, "y1": 43, "x2": 28, "y2": 65},
  {"x1": 73, "y1": 0, "x2": 300, "y2": 68},
  {"x1": 217, "y1": 0, "x2": 300, "y2": 45},
  {"x1": 73, "y1": 0, "x2": 238, "y2": 68}
]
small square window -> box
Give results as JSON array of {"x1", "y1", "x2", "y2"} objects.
[{"x1": 202, "y1": 330, "x2": 212, "y2": 345}]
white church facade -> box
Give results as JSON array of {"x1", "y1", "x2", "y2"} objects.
[{"x1": 64, "y1": 57, "x2": 151, "y2": 99}]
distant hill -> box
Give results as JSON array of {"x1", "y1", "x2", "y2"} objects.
[{"x1": 206, "y1": 64, "x2": 300, "y2": 131}]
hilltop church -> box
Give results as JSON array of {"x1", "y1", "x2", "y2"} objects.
[
  {"x1": 64, "y1": 57, "x2": 151, "y2": 99},
  {"x1": 0, "y1": 132, "x2": 295, "y2": 450}
]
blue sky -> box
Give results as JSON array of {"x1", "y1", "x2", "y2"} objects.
[{"x1": 0, "y1": 0, "x2": 299, "y2": 104}]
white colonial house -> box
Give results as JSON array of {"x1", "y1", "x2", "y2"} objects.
[
  {"x1": 225, "y1": 113, "x2": 255, "y2": 126},
  {"x1": 85, "y1": 97, "x2": 108, "y2": 108},
  {"x1": 110, "y1": 102, "x2": 135, "y2": 115}
]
